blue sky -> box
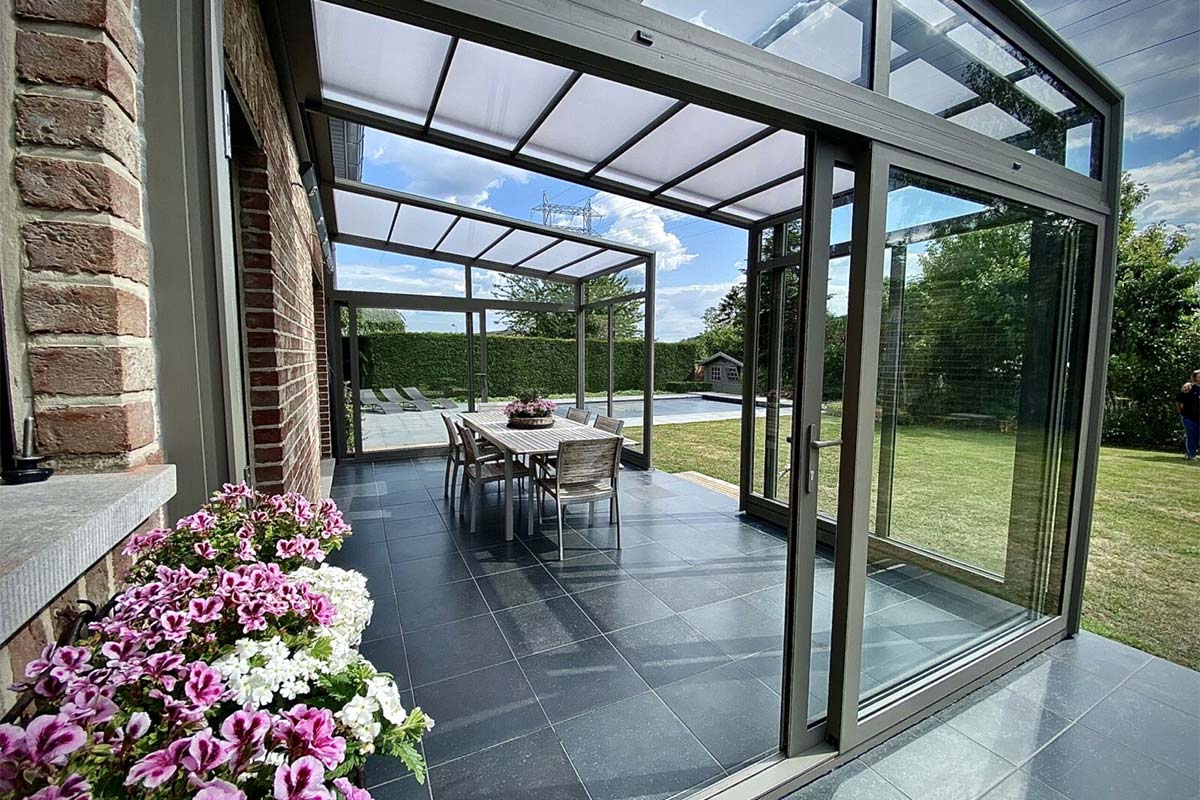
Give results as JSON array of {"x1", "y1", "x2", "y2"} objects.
[{"x1": 335, "y1": 0, "x2": 1199, "y2": 339}]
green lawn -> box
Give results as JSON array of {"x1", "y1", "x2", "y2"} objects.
[{"x1": 628, "y1": 418, "x2": 1199, "y2": 669}]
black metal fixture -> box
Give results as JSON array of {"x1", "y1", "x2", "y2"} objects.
[
  {"x1": 2, "y1": 415, "x2": 53, "y2": 485},
  {"x1": 301, "y1": 162, "x2": 335, "y2": 273}
]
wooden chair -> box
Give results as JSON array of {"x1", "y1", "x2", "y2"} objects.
[
  {"x1": 538, "y1": 437, "x2": 622, "y2": 560},
  {"x1": 593, "y1": 414, "x2": 625, "y2": 437},
  {"x1": 455, "y1": 422, "x2": 528, "y2": 533},
  {"x1": 441, "y1": 413, "x2": 499, "y2": 509},
  {"x1": 566, "y1": 406, "x2": 591, "y2": 424}
]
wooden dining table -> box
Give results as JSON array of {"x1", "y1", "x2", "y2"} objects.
[{"x1": 461, "y1": 411, "x2": 621, "y2": 541}]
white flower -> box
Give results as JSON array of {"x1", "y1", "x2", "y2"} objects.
[
  {"x1": 336, "y1": 693, "x2": 382, "y2": 743},
  {"x1": 366, "y1": 675, "x2": 407, "y2": 725}
]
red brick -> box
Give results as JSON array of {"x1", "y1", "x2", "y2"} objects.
[
  {"x1": 23, "y1": 282, "x2": 147, "y2": 336},
  {"x1": 16, "y1": 93, "x2": 140, "y2": 173},
  {"x1": 15, "y1": 156, "x2": 141, "y2": 225},
  {"x1": 21, "y1": 221, "x2": 147, "y2": 283},
  {"x1": 15, "y1": 0, "x2": 139, "y2": 66},
  {"x1": 37, "y1": 400, "x2": 155, "y2": 455},
  {"x1": 16, "y1": 31, "x2": 136, "y2": 120},
  {"x1": 28, "y1": 345, "x2": 154, "y2": 395}
]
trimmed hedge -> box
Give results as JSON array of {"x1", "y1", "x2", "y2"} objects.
[{"x1": 357, "y1": 332, "x2": 701, "y2": 398}]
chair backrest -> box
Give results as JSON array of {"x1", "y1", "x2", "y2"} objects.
[
  {"x1": 441, "y1": 413, "x2": 460, "y2": 451},
  {"x1": 566, "y1": 407, "x2": 590, "y2": 424},
  {"x1": 454, "y1": 422, "x2": 484, "y2": 466},
  {"x1": 555, "y1": 437, "x2": 621, "y2": 486},
  {"x1": 593, "y1": 415, "x2": 624, "y2": 436}
]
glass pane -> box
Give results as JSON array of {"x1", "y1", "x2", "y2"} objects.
[
  {"x1": 439, "y1": 217, "x2": 509, "y2": 257},
  {"x1": 481, "y1": 229, "x2": 560, "y2": 264},
  {"x1": 599, "y1": 104, "x2": 766, "y2": 191},
  {"x1": 523, "y1": 240, "x2": 600, "y2": 271},
  {"x1": 334, "y1": 247, "x2": 465, "y2": 298},
  {"x1": 480, "y1": 308, "x2": 577, "y2": 405},
  {"x1": 332, "y1": 189, "x2": 396, "y2": 240},
  {"x1": 666, "y1": 130, "x2": 807, "y2": 207},
  {"x1": 432, "y1": 40, "x2": 574, "y2": 149},
  {"x1": 750, "y1": 262, "x2": 800, "y2": 504},
  {"x1": 558, "y1": 250, "x2": 639, "y2": 278},
  {"x1": 888, "y1": 0, "x2": 1102, "y2": 177},
  {"x1": 642, "y1": 0, "x2": 871, "y2": 84},
  {"x1": 584, "y1": 264, "x2": 646, "y2": 303},
  {"x1": 356, "y1": 307, "x2": 468, "y2": 453},
  {"x1": 858, "y1": 168, "x2": 1097, "y2": 709},
  {"x1": 523, "y1": 74, "x2": 678, "y2": 171},
  {"x1": 389, "y1": 205, "x2": 457, "y2": 249},
  {"x1": 314, "y1": 2, "x2": 450, "y2": 123},
  {"x1": 727, "y1": 175, "x2": 806, "y2": 220}
]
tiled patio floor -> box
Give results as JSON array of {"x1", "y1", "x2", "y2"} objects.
[{"x1": 327, "y1": 458, "x2": 1198, "y2": 800}]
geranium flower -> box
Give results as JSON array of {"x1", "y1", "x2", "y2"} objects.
[
  {"x1": 333, "y1": 777, "x2": 372, "y2": 800},
  {"x1": 24, "y1": 715, "x2": 85, "y2": 767},
  {"x1": 184, "y1": 662, "x2": 226, "y2": 709},
  {"x1": 160, "y1": 609, "x2": 191, "y2": 642},
  {"x1": 27, "y1": 773, "x2": 88, "y2": 800},
  {"x1": 127, "y1": 739, "x2": 189, "y2": 789},
  {"x1": 272, "y1": 756, "x2": 331, "y2": 800},
  {"x1": 189, "y1": 596, "x2": 224, "y2": 624},
  {"x1": 196, "y1": 779, "x2": 248, "y2": 800},
  {"x1": 181, "y1": 729, "x2": 232, "y2": 775},
  {"x1": 220, "y1": 707, "x2": 272, "y2": 773},
  {"x1": 274, "y1": 705, "x2": 345, "y2": 769},
  {"x1": 194, "y1": 541, "x2": 218, "y2": 560}
]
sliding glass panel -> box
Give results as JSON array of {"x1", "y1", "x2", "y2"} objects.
[
  {"x1": 355, "y1": 307, "x2": 468, "y2": 453},
  {"x1": 481, "y1": 310, "x2": 577, "y2": 405},
  {"x1": 858, "y1": 168, "x2": 1096, "y2": 707},
  {"x1": 642, "y1": 0, "x2": 872, "y2": 84},
  {"x1": 889, "y1": 0, "x2": 1103, "y2": 177}
]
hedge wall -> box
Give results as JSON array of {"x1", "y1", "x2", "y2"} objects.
[{"x1": 357, "y1": 332, "x2": 700, "y2": 398}]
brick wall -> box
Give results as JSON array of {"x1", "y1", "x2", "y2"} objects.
[
  {"x1": 9, "y1": 0, "x2": 160, "y2": 470},
  {"x1": 224, "y1": 0, "x2": 326, "y2": 498}
]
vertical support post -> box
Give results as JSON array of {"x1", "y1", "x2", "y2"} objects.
[
  {"x1": 576, "y1": 281, "x2": 587, "y2": 409},
  {"x1": 607, "y1": 304, "x2": 615, "y2": 418},
  {"x1": 740, "y1": 231, "x2": 763, "y2": 510},
  {"x1": 465, "y1": 311, "x2": 475, "y2": 413},
  {"x1": 867, "y1": 0, "x2": 893, "y2": 93},
  {"x1": 479, "y1": 311, "x2": 489, "y2": 404},
  {"x1": 348, "y1": 303, "x2": 362, "y2": 459},
  {"x1": 642, "y1": 255, "x2": 656, "y2": 468},
  {"x1": 827, "y1": 142, "x2": 887, "y2": 747},
  {"x1": 874, "y1": 245, "x2": 906, "y2": 539}
]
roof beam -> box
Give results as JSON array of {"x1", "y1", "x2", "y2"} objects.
[
  {"x1": 585, "y1": 99, "x2": 687, "y2": 177},
  {"x1": 649, "y1": 126, "x2": 778, "y2": 197},
  {"x1": 513, "y1": 238, "x2": 566, "y2": 267},
  {"x1": 424, "y1": 37, "x2": 458, "y2": 133},
  {"x1": 512, "y1": 71, "x2": 582, "y2": 154},
  {"x1": 430, "y1": 215, "x2": 461, "y2": 250},
  {"x1": 709, "y1": 166, "x2": 806, "y2": 213}
]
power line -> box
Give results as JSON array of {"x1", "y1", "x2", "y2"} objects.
[
  {"x1": 1119, "y1": 61, "x2": 1200, "y2": 88},
  {"x1": 1064, "y1": 0, "x2": 1179, "y2": 41},
  {"x1": 1126, "y1": 92, "x2": 1200, "y2": 116},
  {"x1": 1095, "y1": 29, "x2": 1200, "y2": 66}
]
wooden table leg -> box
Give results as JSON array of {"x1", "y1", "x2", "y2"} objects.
[
  {"x1": 526, "y1": 459, "x2": 536, "y2": 538},
  {"x1": 503, "y1": 452, "x2": 514, "y2": 542}
]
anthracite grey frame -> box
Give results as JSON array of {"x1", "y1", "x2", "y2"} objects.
[{"x1": 262, "y1": 0, "x2": 1122, "y2": 796}]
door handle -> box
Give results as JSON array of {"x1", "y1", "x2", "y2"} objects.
[{"x1": 804, "y1": 424, "x2": 841, "y2": 494}]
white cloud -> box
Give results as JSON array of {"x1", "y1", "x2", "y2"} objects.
[
  {"x1": 335, "y1": 261, "x2": 465, "y2": 296},
  {"x1": 589, "y1": 193, "x2": 698, "y2": 272},
  {"x1": 655, "y1": 278, "x2": 741, "y2": 341},
  {"x1": 1128, "y1": 150, "x2": 1200, "y2": 260},
  {"x1": 363, "y1": 129, "x2": 529, "y2": 208}
]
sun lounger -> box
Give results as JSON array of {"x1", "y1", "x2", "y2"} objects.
[
  {"x1": 435, "y1": 397, "x2": 460, "y2": 410},
  {"x1": 401, "y1": 386, "x2": 439, "y2": 412},
  {"x1": 358, "y1": 389, "x2": 384, "y2": 414},
  {"x1": 380, "y1": 388, "x2": 418, "y2": 413}
]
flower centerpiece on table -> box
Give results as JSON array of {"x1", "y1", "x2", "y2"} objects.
[
  {"x1": 0, "y1": 483, "x2": 432, "y2": 800},
  {"x1": 503, "y1": 390, "x2": 556, "y2": 429}
]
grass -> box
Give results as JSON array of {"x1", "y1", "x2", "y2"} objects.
[{"x1": 627, "y1": 417, "x2": 1200, "y2": 669}]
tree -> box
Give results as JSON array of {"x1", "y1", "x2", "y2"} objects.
[
  {"x1": 492, "y1": 273, "x2": 644, "y2": 339},
  {"x1": 338, "y1": 306, "x2": 406, "y2": 335}
]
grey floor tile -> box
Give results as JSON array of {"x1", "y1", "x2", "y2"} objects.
[
  {"x1": 378, "y1": 487, "x2": 441, "y2": 509},
  {"x1": 657, "y1": 660, "x2": 781, "y2": 770},
  {"x1": 428, "y1": 727, "x2": 588, "y2": 800},
  {"x1": 475, "y1": 563, "x2": 566, "y2": 610},
  {"x1": 697, "y1": 548, "x2": 789, "y2": 595},
  {"x1": 606, "y1": 542, "x2": 692, "y2": 579},
  {"x1": 368, "y1": 775, "x2": 432, "y2": 800},
  {"x1": 389, "y1": 552, "x2": 472, "y2": 593},
  {"x1": 682, "y1": 596, "x2": 782, "y2": 660},
  {"x1": 494, "y1": 595, "x2": 602, "y2": 658},
  {"x1": 386, "y1": 531, "x2": 459, "y2": 563},
  {"x1": 575, "y1": 523, "x2": 653, "y2": 550},
  {"x1": 979, "y1": 770, "x2": 1069, "y2": 800},
  {"x1": 360, "y1": 634, "x2": 410, "y2": 691},
  {"x1": 414, "y1": 661, "x2": 548, "y2": 766},
  {"x1": 462, "y1": 541, "x2": 541, "y2": 576},
  {"x1": 940, "y1": 686, "x2": 1072, "y2": 765},
  {"x1": 543, "y1": 551, "x2": 632, "y2": 594},
  {"x1": 405, "y1": 614, "x2": 513, "y2": 686},
  {"x1": 570, "y1": 579, "x2": 675, "y2": 633},
  {"x1": 636, "y1": 568, "x2": 739, "y2": 613},
  {"x1": 376, "y1": 499, "x2": 442, "y2": 521},
  {"x1": 744, "y1": 585, "x2": 787, "y2": 621},
  {"x1": 1026, "y1": 723, "x2": 1197, "y2": 800},
  {"x1": 1124, "y1": 657, "x2": 1200, "y2": 717},
  {"x1": 364, "y1": 592, "x2": 402, "y2": 642},
  {"x1": 784, "y1": 761, "x2": 907, "y2": 800},
  {"x1": 557, "y1": 691, "x2": 724, "y2": 800},
  {"x1": 866, "y1": 597, "x2": 985, "y2": 657},
  {"x1": 864, "y1": 719, "x2": 1016, "y2": 800},
  {"x1": 331, "y1": 540, "x2": 391, "y2": 574},
  {"x1": 1078, "y1": 686, "x2": 1200, "y2": 778},
  {"x1": 395, "y1": 580, "x2": 489, "y2": 632},
  {"x1": 607, "y1": 615, "x2": 732, "y2": 688},
  {"x1": 384, "y1": 513, "x2": 449, "y2": 539},
  {"x1": 524, "y1": 530, "x2": 601, "y2": 562},
  {"x1": 1045, "y1": 631, "x2": 1153, "y2": 683},
  {"x1": 519, "y1": 635, "x2": 649, "y2": 723},
  {"x1": 999, "y1": 654, "x2": 1119, "y2": 720}
]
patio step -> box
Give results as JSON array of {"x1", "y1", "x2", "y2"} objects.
[{"x1": 676, "y1": 471, "x2": 739, "y2": 499}]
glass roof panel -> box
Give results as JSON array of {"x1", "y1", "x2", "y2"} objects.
[
  {"x1": 558, "y1": 250, "x2": 639, "y2": 279},
  {"x1": 314, "y1": 2, "x2": 450, "y2": 124},
  {"x1": 665, "y1": 130, "x2": 807, "y2": 207},
  {"x1": 332, "y1": 189, "x2": 396, "y2": 240},
  {"x1": 523, "y1": 240, "x2": 602, "y2": 270},
  {"x1": 1016, "y1": 75, "x2": 1074, "y2": 114},
  {"x1": 945, "y1": 23, "x2": 1025, "y2": 76},
  {"x1": 893, "y1": 0, "x2": 955, "y2": 28},
  {"x1": 432, "y1": 40, "x2": 574, "y2": 149},
  {"x1": 763, "y1": 3, "x2": 868, "y2": 84},
  {"x1": 522, "y1": 74, "x2": 678, "y2": 172},
  {"x1": 598, "y1": 104, "x2": 767, "y2": 191},
  {"x1": 889, "y1": 59, "x2": 977, "y2": 114},
  {"x1": 483, "y1": 229, "x2": 561, "y2": 264},
  {"x1": 726, "y1": 175, "x2": 805, "y2": 219},
  {"x1": 438, "y1": 217, "x2": 509, "y2": 257},
  {"x1": 389, "y1": 205, "x2": 458, "y2": 249},
  {"x1": 947, "y1": 103, "x2": 1029, "y2": 140}
]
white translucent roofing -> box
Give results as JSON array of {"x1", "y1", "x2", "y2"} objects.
[
  {"x1": 330, "y1": 183, "x2": 649, "y2": 282},
  {"x1": 311, "y1": 1, "x2": 810, "y2": 226}
]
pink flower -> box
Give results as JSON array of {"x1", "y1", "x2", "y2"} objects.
[
  {"x1": 184, "y1": 662, "x2": 225, "y2": 709},
  {"x1": 160, "y1": 609, "x2": 191, "y2": 643},
  {"x1": 48, "y1": 647, "x2": 90, "y2": 682},
  {"x1": 127, "y1": 739, "x2": 189, "y2": 789},
  {"x1": 237, "y1": 599, "x2": 268, "y2": 633},
  {"x1": 179, "y1": 509, "x2": 217, "y2": 533},
  {"x1": 274, "y1": 705, "x2": 345, "y2": 769},
  {"x1": 27, "y1": 773, "x2": 88, "y2": 800},
  {"x1": 220, "y1": 708, "x2": 272, "y2": 773},
  {"x1": 235, "y1": 539, "x2": 257, "y2": 562},
  {"x1": 181, "y1": 729, "x2": 232, "y2": 775},
  {"x1": 196, "y1": 779, "x2": 248, "y2": 800},
  {"x1": 273, "y1": 756, "x2": 331, "y2": 800},
  {"x1": 188, "y1": 596, "x2": 224, "y2": 624},
  {"x1": 123, "y1": 528, "x2": 168, "y2": 556},
  {"x1": 24, "y1": 715, "x2": 85, "y2": 767},
  {"x1": 127, "y1": 712, "x2": 151, "y2": 740},
  {"x1": 145, "y1": 652, "x2": 187, "y2": 690},
  {"x1": 194, "y1": 541, "x2": 218, "y2": 560},
  {"x1": 333, "y1": 778, "x2": 372, "y2": 800},
  {"x1": 61, "y1": 685, "x2": 118, "y2": 724}
]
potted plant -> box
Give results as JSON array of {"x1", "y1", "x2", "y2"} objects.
[{"x1": 504, "y1": 389, "x2": 557, "y2": 429}]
